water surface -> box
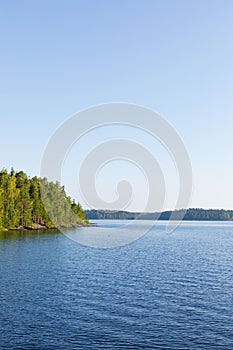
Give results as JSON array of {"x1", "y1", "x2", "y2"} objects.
[{"x1": 0, "y1": 221, "x2": 233, "y2": 349}]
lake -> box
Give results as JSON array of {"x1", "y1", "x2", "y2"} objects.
[{"x1": 0, "y1": 220, "x2": 233, "y2": 349}]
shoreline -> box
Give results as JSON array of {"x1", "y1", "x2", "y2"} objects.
[{"x1": 2, "y1": 221, "x2": 95, "y2": 232}]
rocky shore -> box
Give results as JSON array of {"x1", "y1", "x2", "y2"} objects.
[{"x1": 8, "y1": 221, "x2": 93, "y2": 231}]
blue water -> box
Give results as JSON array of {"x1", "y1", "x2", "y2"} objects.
[{"x1": 0, "y1": 221, "x2": 233, "y2": 349}]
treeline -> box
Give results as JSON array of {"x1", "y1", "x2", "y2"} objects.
[
  {"x1": 0, "y1": 168, "x2": 87, "y2": 230},
  {"x1": 85, "y1": 208, "x2": 233, "y2": 221}
]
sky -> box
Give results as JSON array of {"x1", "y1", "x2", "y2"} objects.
[{"x1": 0, "y1": 0, "x2": 233, "y2": 211}]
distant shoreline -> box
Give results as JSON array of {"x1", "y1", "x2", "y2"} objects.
[{"x1": 85, "y1": 208, "x2": 233, "y2": 221}]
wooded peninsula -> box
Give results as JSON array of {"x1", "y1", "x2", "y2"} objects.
[{"x1": 0, "y1": 168, "x2": 88, "y2": 230}]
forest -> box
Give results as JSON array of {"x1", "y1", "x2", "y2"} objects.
[
  {"x1": 85, "y1": 208, "x2": 233, "y2": 221},
  {"x1": 0, "y1": 168, "x2": 87, "y2": 230},
  {"x1": 1, "y1": 167, "x2": 232, "y2": 231}
]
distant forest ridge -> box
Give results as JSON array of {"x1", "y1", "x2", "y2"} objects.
[{"x1": 85, "y1": 208, "x2": 233, "y2": 221}]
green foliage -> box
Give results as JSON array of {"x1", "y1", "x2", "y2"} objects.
[
  {"x1": 0, "y1": 169, "x2": 87, "y2": 229},
  {"x1": 85, "y1": 208, "x2": 233, "y2": 221}
]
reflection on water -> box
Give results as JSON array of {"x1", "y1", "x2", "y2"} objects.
[{"x1": 0, "y1": 229, "x2": 60, "y2": 241}]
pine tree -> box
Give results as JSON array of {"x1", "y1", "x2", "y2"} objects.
[{"x1": 15, "y1": 171, "x2": 33, "y2": 227}]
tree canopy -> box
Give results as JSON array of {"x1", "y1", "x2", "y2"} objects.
[{"x1": 0, "y1": 168, "x2": 87, "y2": 230}]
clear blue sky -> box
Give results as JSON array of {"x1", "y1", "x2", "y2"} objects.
[{"x1": 0, "y1": 0, "x2": 233, "y2": 210}]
